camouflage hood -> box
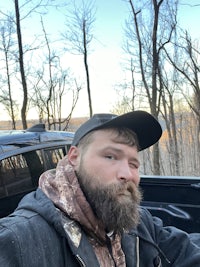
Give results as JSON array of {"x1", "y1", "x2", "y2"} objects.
[{"x1": 39, "y1": 155, "x2": 126, "y2": 267}]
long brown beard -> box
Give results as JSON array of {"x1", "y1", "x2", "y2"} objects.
[{"x1": 76, "y1": 168, "x2": 142, "y2": 234}]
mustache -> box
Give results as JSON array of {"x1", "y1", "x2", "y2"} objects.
[
  {"x1": 113, "y1": 181, "x2": 143, "y2": 202},
  {"x1": 113, "y1": 181, "x2": 136, "y2": 193},
  {"x1": 105, "y1": 181, "x2": 138, "y2": 197},
  {"x1": 126, "y1": 181, "x2": 136, "y2": 194}
]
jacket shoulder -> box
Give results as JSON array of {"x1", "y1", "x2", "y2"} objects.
[{"x1": 0, "y1": 191, "x2": 64, "y2": 267}]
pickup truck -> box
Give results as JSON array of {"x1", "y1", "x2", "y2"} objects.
[{"x1": 0, "y1": 124, "x2": 199, "y2": 234}]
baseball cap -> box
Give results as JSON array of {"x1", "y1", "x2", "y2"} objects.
[{"x1": 72, "y1": 110, "x2": 162, "y2": 151}]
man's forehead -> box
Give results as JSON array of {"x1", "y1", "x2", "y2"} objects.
[{"x1": 91, "y1": 128, "x2": 137, "y2": 142}]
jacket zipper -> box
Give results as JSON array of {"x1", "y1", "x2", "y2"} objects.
[
  {"x1": 75, "y1": 254, "x2": 86, "y2": 267},
  {"x1": 136, "y1": 236, "x2": 139, "y2": 267}
]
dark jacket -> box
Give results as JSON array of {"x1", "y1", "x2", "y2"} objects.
[{"x1": 0, "y1": 189, "x2": 200, "y2": 267}]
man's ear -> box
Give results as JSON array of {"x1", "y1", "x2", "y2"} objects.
[{"x1": 68, "y1": 146, "x2": 80, "y2": 166}]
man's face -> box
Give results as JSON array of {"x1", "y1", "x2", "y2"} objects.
[{"x1": 68, "y1": 129, "x2": 142, "y2": 233}]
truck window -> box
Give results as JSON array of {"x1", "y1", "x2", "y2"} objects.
[
  {"x1": 0, "y1": 151, "x2": 44, "y2": 198},
  {"x1": 23, "y1": 151, "x2": 44, "y2": 187},
  {"x1": 0, "y1": 146, "x2": 69, "y2": 200},
  {"x1": 0, "y1": 155, "x2": 33, "y2": 198},
  {"x1": 43, "y1": 147, "x2": 66, "y2": 169}
]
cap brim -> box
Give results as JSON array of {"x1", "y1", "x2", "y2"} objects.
[{"x1": 95, "y1": 111, "x2": 162, "y2": 151}]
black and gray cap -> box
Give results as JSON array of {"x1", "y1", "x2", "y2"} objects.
[{"x1": 72, "y1": 110, "x2": 162, "y2": 151}]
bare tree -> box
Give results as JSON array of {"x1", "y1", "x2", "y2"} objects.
[
  {"x1": 0, "y1": 18, "x2": 18, "y2": 129},
  {"x1": 32, "y1": 67, "x2": 81, "y2": 130},
  {"x1": 0, "y1": 0, "x2": 64, "y2": 129},
  {"x1": 166, "y1": 31, "x2": 200, "y2": 117},
  {"x1": 112, "y1": 57, "x2": 139, "y2": 114},
  {"x1": 30, "y1": 18, "x2": 82, "y2": 130},
  {"x1": 63, "y1": 0, "x2": 96, "y2": 117},
  {"x1": 14, "y1": 0, "x2": 28, "y2": 129},
  {"x1": 165, "y1": 30, "x2": 200, "y2": 171},
  {"x1": 14, "y1": 0, "x2": 58, "y2": 128},
  {"x1": 159, "y1": 65, "x2": 181, "y2": 176},
  {"x1": 123, "y1": 0, "x2": 178, "y2": 174}
]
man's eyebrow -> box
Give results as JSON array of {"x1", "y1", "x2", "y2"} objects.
[{"x1": 100, "y1": 146, "x2": 123, "y2": 153}]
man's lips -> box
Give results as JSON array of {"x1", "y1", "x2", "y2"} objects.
[
  {"x1": 117, "y1": 189, "x2": 133, "y2": 200},
  {"x1": 117, "y1": 183, "x2": 135, "y2": 198}
]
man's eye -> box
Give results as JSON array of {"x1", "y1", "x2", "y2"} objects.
[
  {"x1": 129, "y1": 162, "x2": 139, "y2": 169},
  {"x1": 105, "y1": 155, "x2": 115, "y2": 160}
]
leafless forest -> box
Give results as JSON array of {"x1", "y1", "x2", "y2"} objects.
[{"x1": 0, "y1": 0, "x2": 200, "y2": 177}]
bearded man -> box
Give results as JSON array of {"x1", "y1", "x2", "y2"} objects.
[{"x1": 0, "y1": 111, "x2": 200, "y2": 267}]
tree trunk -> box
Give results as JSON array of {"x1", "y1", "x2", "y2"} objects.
[
  {"x1": 83, "y1": 19, "x2": 93, "y2": 117},
  {"x1": 15, "y1": 0, "x2": 28, "y2": 129}
]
